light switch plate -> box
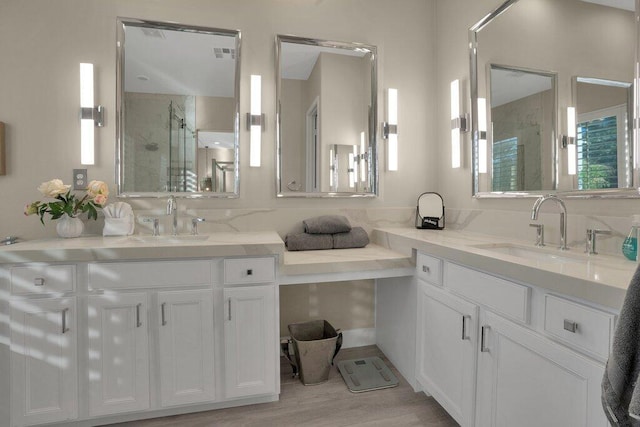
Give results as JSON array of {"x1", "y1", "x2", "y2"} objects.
[{"x1": 73, "y1": 169, "x2": 87, "y2": 190}]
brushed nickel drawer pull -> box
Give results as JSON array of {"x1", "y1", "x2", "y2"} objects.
[
  {"x1": 461, "y1": 315, "x2": 470, "y2": 340},
  {"x1": 247, "y1": 269, "x2": 253, "y2": 276},
  {"x1": 228, "y1": 299, "x2": 232, "y2": 321},
  {"x1": 161, "y1": 303, "x2": 167, "y2": 326},
  {"x1": 563, "y1": 319, "x2": 578, "y2": 333},
  {"x1": 34, "y1": 277, "x2": 45, "y2": 286},
  {"x1": 136, "y1": 303, "x2": 142, "y2": 328},
  {"x1": 480, "y1": 326, "x2": 490, "y2": 352},
  {"x1": 422, "y1": 265, "x2": 430, "y2": 273},
  {"x1": 61, "y1": 308, "x2": 69, "y2": 334}
]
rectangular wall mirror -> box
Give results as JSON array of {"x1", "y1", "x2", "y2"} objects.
[
  {"x1": 116, "y1": 18, "x2": 241, "y2": 198},
  {"x1": 470, "y1": 0, "x2": 636, "y2": 198},
  {"x1": 276, "y1": 35, "x2": 377, "y2": 197}
]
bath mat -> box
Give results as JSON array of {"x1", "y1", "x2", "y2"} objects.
[{"x1": 336, "y1": 356, "x2": 399, "y2": 393}]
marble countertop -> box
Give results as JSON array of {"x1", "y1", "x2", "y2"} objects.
[
  {"x1": 373, "y1": 227, "x2": 636, "y2": 310},
  {"x1": 1, "y1": 227, "x2": 634, "y2": 309},
  {"x1": 0, "y1": 232, "x2": 285, "y2": 263}
]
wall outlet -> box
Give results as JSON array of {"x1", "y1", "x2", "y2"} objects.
[{"x1": 73, "y1": 169, "x2": 88, "y2": 190}]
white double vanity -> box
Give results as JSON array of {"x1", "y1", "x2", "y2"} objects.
[{"x1": 0, "y1": 228, "x2": 631, "y2": 427}]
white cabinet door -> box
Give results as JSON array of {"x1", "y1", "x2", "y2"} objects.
[
  {"x1": 87, "y1": 292, "x2": 150, "y2": 416},
  {"x1": 158, "y1": 289, "x2": 216, "y2": 406},
  {"x1": 224, "y1": 285, "x2": 277, "y2": 398},
  {"x1": 416, "y1": 282, "x2": 478, "y2": 427},
  {"x1": 10, "y1": 297, "x2": 77, "y2": 427},
  {"x1": 476, "y1": 311, "x2": 608, "y2": 427}
]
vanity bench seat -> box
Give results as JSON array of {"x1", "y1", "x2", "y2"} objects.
[{"x1": 280, "y1": 243, "x2": 413, "y2": 284}]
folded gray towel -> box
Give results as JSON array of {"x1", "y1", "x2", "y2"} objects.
[
  {"x1": 602, "y1": 263, "x2": 640, "y2": 426},
  {"x1": 332, "y1": 227, "x2": 369, "y2": 249},
  {"x1": 285, "y1": 232, "x2": 333, "y2": 251},
  {"x1": 303, "y1": 215, "x2": 351, "y2": 234}
]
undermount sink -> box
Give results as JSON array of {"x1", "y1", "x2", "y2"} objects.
[
  {"x1": 127, "y1": 234, "x2": 210, "y2": 243},
  {"x1": 471, "y1": 243, "x2": 587, "y2": 264}
]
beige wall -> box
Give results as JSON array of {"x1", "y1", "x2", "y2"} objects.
[
  {"x1": 196, "y1": 95, "x2": 235, "y2": 132},
  {"x1": 280, "y1": 79, "x2": 306, "y2": 189},
  {"x1": 280, "y1": 280, "x2": 375, "y2": 337}
]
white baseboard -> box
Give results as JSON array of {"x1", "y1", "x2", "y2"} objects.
[{"x1": 340, "y1": 328, "x2": 376, "y2": 349}]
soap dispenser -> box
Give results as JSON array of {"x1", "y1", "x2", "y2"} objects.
[{"x1": 622, "y1": 215, "x2": 640, "y2": 261}]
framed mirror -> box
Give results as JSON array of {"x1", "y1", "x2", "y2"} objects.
[
  {"x1": 276, "y1": 35, "x2": 378, "y2": 197},
  {"x1": 116, "y1": 18, "x2": 241, "y2": 198},
  {"x1": 470, "y1": 0, "x2": 636, "y2": 198}
]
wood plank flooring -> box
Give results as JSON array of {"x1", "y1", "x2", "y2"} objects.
[{"x1": 106, "y1": 345, "x2": 458, "y2": 427}]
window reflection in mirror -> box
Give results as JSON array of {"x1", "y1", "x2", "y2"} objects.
[
  {"x1": 489, "y1": 65, "x2": 556, "y2": 192},
  {"x1": 276, "y1": 35, "x2": 377, "y2": 197},
  {"x1": 116, "y1": 19, "x2": 240, "y2": 198},
  {"x1": 573, "y1": 77, "x2": 633, "y2": 190}
]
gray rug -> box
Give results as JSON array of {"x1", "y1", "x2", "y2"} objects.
[{"x1": 337, "y1": 356, "x2": 399, "y2": 393}]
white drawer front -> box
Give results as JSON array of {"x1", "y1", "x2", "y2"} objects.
[
  {"x1": 416, "y1": 252, "x2": 443, "y2": 286},
  {"x1": 544, "y1": 294, "x2": 614, "y2": 361},
  {"x1": 89, "y1": 260, "x2": 212, "y2": 290},
  {"x1": 11, "y1": 264, "x2": 75, "y2": 294},
  {"x1": 224, "y1": 257, "x2": 275, "y2": 285},
  {"x1": 445, "y1": 262, "x2": 530, "y2": 323}
]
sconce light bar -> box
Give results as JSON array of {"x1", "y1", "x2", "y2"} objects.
[
  {"x1": 450, "y1": 79, "x2": 469, "y2": 169},
  {"x1": 565, "y1": 106, "x2": 577, "y2": 175},
  {"x1": 382, "y1": 88, "x2": 398, "y2": 171},
  {"x1": 80, "y1": 63, "x2": 104, "y2": 165},
  {"x1": 248, "y1": 74, "x2": 264, "y2": 167},
  {"x1": 478, "y1": 97, "x2": 487, "y2": 174}
]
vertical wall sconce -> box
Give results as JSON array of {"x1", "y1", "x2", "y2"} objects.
[
  {"x1": 478, "y1": 97, "x2": 488, "y2": 174},
  {"x1": 348, "y1": 150, "x2": 356, "y2": 189},
  {"x1": 247, "y1": 74, "x2": 264, "y2": 167},
  {"x1": 382, "y1": 88, "x2": 398, "y2": 171},
  {"x1": 360, "y1": 131, "x2": 366, "y2": 180},
  {"x1": 564, "y1": 107, "x2": 577, "y2": 175},
  {"x1": 450, "y1": 79, "x2": 468, "y2": 169},
  {"x1": 80, "y1": 63, "x2": 104, "y2": 165}
]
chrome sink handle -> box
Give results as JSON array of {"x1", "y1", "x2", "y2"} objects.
[
  {"x1": 141, "y1": 217, "x2": 160, "y2": 236},
  {"x1": 585, "y1": 229, "x2": 611, "y2": 255},
  {"x1": 191, "y1": 217, "x2": 206, "y2": 235}
]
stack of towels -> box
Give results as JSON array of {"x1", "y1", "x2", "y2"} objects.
[
  {"x1": 285, "y1": 215, "x2": 369, "y2": 251},
  {"x1": 102, "y1": 201, "x2": 135, "y2": 236}
]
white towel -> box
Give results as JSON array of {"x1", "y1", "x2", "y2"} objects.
[{"x1": 103, "y1": 202, "x2": 135, "y2": 236}]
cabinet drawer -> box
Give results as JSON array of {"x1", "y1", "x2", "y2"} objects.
[
  {"x1": 416, "y1": 252, "x2": 443, "y2": 286},
  {"x1": 445, "y1": 262, "x2": 530, "y2": 324},
  {"x1": 544, "y1": 294, "x2": 615, "y2": 361},
  {"x1": 224, "y1": 257, "x2": 275, "y2": 285},
  {"x1": 11, "y1": 264, "x2": 75, "y2": 294},
  {"x1": 88, "y1": 260, "x2": 212, "y2": 290}
]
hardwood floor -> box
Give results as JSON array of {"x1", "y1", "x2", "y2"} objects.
[{"x1": 107, "y1": 345, "x2": 458, "y2": 427}]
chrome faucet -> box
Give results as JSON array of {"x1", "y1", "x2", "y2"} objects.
[
  {"x1": 167, "y1": 195, "x2": 178, "y2": 236},
  {"x1": 531, "y1": 194, "x2": 568, "y2": 250}
]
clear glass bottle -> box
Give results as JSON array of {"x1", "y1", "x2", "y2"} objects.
[{"x1": 622, "y1": 215, "x2": 640, "y2": 261}]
